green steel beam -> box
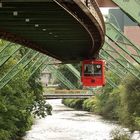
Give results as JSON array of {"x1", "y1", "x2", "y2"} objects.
[
  {"x1": 106, "y1": 22, "x2": 140, "y2": 64},
  {"x1": 104, "y1": 41, "x2": 140, "y2": 75},
  {"x1": 105, "y1": 65, "x2": 122, "y2": 79},
  {"x1": 32, "y1": 60, "x2": 77, "y2": 89},
  {"x1": 26, "y1": 53, "x2": 44, "y2": 70},
  {"x1": 46, "y1": 65, "x2": 76, "y2": 89},
  {"x1": 100, "y1": 54, "x2": 126, "y2": 77},
  {"x1": 100, "y1": 49, "x2": 128, "y2": 75},
  {"x1": 0, "y1": 44, "x2": 21, "y2": 67},
  {"x1": 0, "y1": 42, "x2": 12, "y2": 52},
  {"x1": 65, "y1": 64, "x2": 80, "y2": 79},
  {"x1": 101, "y1": 48, "x2": 140, "y2": 80},
  {"x1": 0, "y1": 50, "x2": 39, "y2": 89},
  {"x1": 106, "y1": 77, "x2": 118, "y2": 88},
  {"x1": 112, "y1": 0, "x2": 140, "y2": 25},
  {"x1": 29, "y1": 56, "x2": 49, "y2": 77}
]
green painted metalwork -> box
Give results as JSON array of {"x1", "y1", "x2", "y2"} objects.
[
  {"x1": 106, "y1": 22, "x2": 140, "y2": 64},
  {"x1": 105, "y1": 65, "x2": 122, "y2": 79},
  {"x1": 101, "y1": 48, "x2": 140, "y2": 80},
  {"x1": 46, "y1": 65, "x2": 76, "y2": 89},
  {"x1": 26, "y1": 53, "x2": 44, "y2": 70},
  {"x1": 106, "y1": 77, "x2": 118, "y2": 88},
  {"x1": 112, "y1": 0, "x2": 140, "y2": 25},
  {"x1": 0, "y1": 50, "x2": 39, "y2": 89},
  {"x1": 0, "y1": 1, "x2": 105, "y2": 61},
  {"x1": 0, "y1": 42, "x2": 12, "y2": 52},
  {"x1": 100, "y1": 54, "x2": 125, "y2": 78},
  {"x1": 65, "y1": 64, "x2": 80, "y2": 79},
  {"x1": 0, "y1": 44, "x2": 21, "y2": 67},
  {"x1": 29, "y1": 56, "x2": 49, "y2": 77},
  {"x1": 0, "y1": 45, "x2": 21, "y2": 67},
  {"x1": 104, "y1": 41, "x2": 140, "y2": 75}
]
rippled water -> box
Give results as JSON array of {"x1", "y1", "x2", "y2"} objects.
[{"x1": 23, "y1": 99, "x2": 122, "y2": 140}]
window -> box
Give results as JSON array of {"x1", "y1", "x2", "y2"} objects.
[{"x1": 84, "y1": 64, "x2": 102, "y2": 76}]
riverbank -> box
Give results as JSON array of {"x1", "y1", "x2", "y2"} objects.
[
  {"x1": 62, "y1": 98, "x2": 140, "y2": 140},
  {"x1": 23, "y1": 99, "x2": 122, "y2": 140}
]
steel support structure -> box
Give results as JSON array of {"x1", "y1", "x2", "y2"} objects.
[
  {"x1": 65, "y1": 64, "x2": 80, "y2": 79},
  {"x1": 46, "y1": 65, "x2": 76, "y2": 89},
  {"x1": 0, "y1": 43, "x2": 21, "y2": 67},
  {"x1": 104, "y1": 41, "x2": 140, "y2": 77},
  {"x1": 112, "y1": 0, "x2": 140, "y2": 25},
  {"x1": 0, "y1": 50, "x2": 39, "y2": 89},
  {"x1": 101, "y1": 48, "x2": 140, "y2": 80},
  {"x1": 106, "y1": 22, "x2": 140, "y2": 64}
]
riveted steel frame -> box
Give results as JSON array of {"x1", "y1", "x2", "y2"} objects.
[
  {"x1": 106, "y1": 22, "x2": 140, "y2": 64},
  {"x1": 0, "y1": 50, "x2": 39, "y2": 89},
  {"x1": 112, "y1": 0, "x2": 140, "y2": 25},
  {"x1": 101, "y1": 48, "x2": 140, "y2": 80},
  {"x1": 104, "y1": 41, "x2": 140, "y2": 75},
  {"x1": 46, "y1": 65, "x2": 76, "y2": 89},
  {"x1": 0, "y1": 43, "x2": 21, "y2": 67}
]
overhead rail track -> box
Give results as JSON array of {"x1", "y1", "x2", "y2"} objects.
[{"x1": 0, "y1": 0, "x2": 105, "y2": 62}]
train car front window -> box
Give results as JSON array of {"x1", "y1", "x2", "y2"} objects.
[
  {"x1": 84, "y1": 64, "x2": 102, "y2": 76},
  {"x1": 93, "y1": 64, "x2": 102, "y2": 76}
]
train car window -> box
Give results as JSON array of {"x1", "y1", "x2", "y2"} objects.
[
  {"x1": 84, "y1": 64, "x2": 102, "y2": 76},
  {"x1": 93, "y1": 64, "x2": 102, "y2": 76},
  {"x1": 84, "y1": 64, "x2": 93, "y2": 76}
]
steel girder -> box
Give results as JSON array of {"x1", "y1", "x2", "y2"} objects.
[
  {"x1": 101, "y1": 48, "x2": 140, "y2": 80},
  {"x1": 65, "y1": 64, "x2": 80, "y2": 79},
  {"x1": 106, "y1": 22, "x2": 140, "y2": 64},
  {"x1": 104, "y1": 41, "x2": 140, "y2": 76},
  {"x1": 0, "y1": 43, "x2": 21, "y2": 67},
  {"x1": 46, "y1": 65, "x2": 76, "y2": 89},
  {"x1": 112, "y1": 0, "x2": 140, "y2": 25},
  {"x1": 0, "y1": 49, "x2": 39, "y2": 89},
  {"x1": 0, "y1": 42, "x2": 76, "y2": 90},
  {"x1": 29, "y1": 56, "x2": 49, "y2": 77},
  {"x1": 100, "y1": 54, "x2": 125, "y2": 79}
]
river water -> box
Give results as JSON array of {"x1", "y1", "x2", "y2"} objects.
[{"x1": 23, "y1": 99, "x2": 123, "y2": 140}]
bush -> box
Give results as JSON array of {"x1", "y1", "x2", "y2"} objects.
[
  {"x1": 62, "y1": 99, "x2": 84, "y2": 110},
  {"x1": 0, "y1": 44, "x2": 52, "y2": 140},
  {"x1": 110, "y1": 128, "x2": 131, "y2": 140},
  {"x1": 118, "y1": 72, "x2": 140, "y2": 132}
]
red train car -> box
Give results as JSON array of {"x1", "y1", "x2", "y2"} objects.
[{"x1": 81, "y1": 59, "x2": 105, "y2": 87}]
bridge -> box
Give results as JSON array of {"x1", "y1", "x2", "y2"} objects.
[
  {"x1": 43, "y1": 90, "x2": 94, "y2": 99},
  {"x1": 0, "y1": 0, "x2": 105, "y2": 62},
  {"x1": 0, "y1": 0, "x2": 140, "y2": 95}
]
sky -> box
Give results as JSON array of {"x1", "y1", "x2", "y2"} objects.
[{"x1": 100, "y1": 8, "x2": 109, "y2": 15}]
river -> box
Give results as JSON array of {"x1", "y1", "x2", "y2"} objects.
[{"x1": 23, "y1": 99, "x2": 125, "y2": 140}]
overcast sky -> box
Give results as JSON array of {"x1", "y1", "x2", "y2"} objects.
[{"x1": 100, "y1": 8, "x2": 109, "y2": 15}]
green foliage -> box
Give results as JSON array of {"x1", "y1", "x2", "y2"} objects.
[
  {"x1": 0, "y1": 42, "x2": 52, "y2": 140},
  {"x1": 110, "y1": 129, "x2": 131, "y2": 140},
  {"x1": 63, "y1": 68, "x2": 140, "y2": 132},
  {"x1": 62, "y1": 99, "x2": 84, "y2": 110},
  {"x1": 118, "y1": 72, "x2": 140, "y2": 132},
  {"x1": 82, "y1": 97, "x2": 97, "y2": 112}
]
